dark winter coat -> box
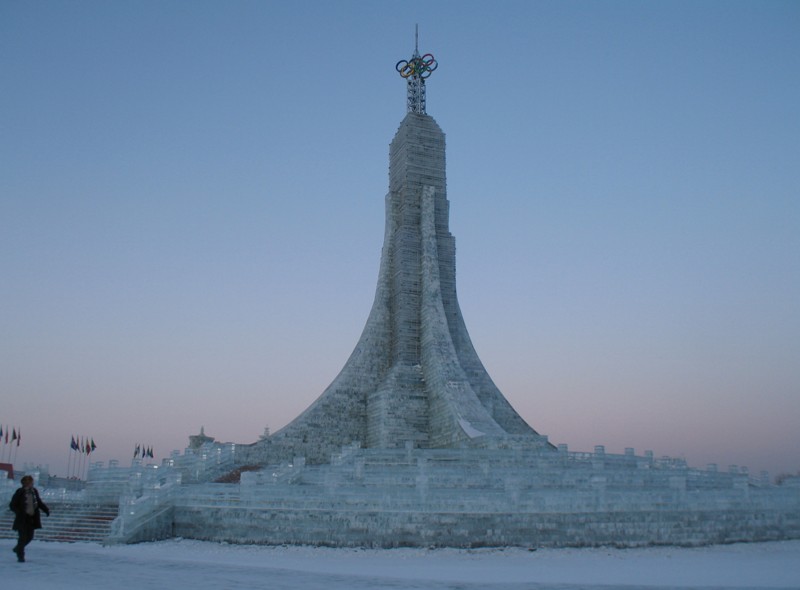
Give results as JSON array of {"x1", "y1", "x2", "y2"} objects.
[{"x1": 9, "y1": 486, "x2": 49, "y2": 531}]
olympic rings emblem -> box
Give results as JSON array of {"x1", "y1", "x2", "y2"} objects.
[{"x1": 396, "y1": 53, "x2": 438, "y2": 79}]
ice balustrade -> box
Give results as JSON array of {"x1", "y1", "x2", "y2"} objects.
[
  {"x1": 39, "y1": 486, "x2": 87, "y2": 502},
  {"x1": 165, "y1": 442, "x2": 237, "y2": 483},
  {"x1": 106, "y1": 463, "x2": 182, "y2": 543},
  {"x1": 165, "y1": 444, "x2": 778, "y2": 517},
  {"x1": 174, "y1": 477, "x2": 789, "y2": 517}
]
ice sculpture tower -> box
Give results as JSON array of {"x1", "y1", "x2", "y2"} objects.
[{"x1": 247, "y1": 33, "x2": 550, "y2": 465}]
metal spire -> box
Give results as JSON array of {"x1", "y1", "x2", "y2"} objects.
[{"x1": 395, "y1": 25, "x2": 438, "y2": 114}]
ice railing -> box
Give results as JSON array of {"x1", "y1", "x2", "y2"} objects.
[
  {"x1": 168, "y1": 460, "x2": 307, "y2": 506},
  {"x1": 165, "y1": 443, "x2": 790, "y2": 515},
  {"x1": 82, "y1": 441, "x2": 237, "y2": 491},
  {"x1": 39, "y1": 486, "x2": 87, "y2": 502},
  {"x1": 107, "y1": 464, "x2": 181, "y2": 542},
  {"x1": 163, "y1": 442, "x2": 237, "y2": 483},
  {"x1": 326, "y1": 442, "x2": 771, "y2": 487},
  {"x1": 555, "y1": 444, "x2": 770, "y2": 487},
  {"x1": 175, "y1": 478, "x2": 794, "y2": 516}
]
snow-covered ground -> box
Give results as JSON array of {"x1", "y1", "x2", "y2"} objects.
[{"x1": 4, "y1": 539, "x2": 799, "y2": 589}]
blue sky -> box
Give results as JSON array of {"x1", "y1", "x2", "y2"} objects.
[{"x1": 1, "y1": 1, "x2": 798, "y2": 478}]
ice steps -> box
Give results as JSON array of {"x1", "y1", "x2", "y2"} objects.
[{"x1": 0, "y1": 502, "x2": 118, "y2": 543}]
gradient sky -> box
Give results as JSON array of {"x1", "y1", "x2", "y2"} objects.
[{"x1": 1, "y1": 1, "x2": 798, "y2": 479}]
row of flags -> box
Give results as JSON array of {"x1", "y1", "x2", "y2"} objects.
[
  {"x1": 67, "y1": 435, "x2": 98, "y2": 479},
  {"x1": 1, "y1": 425, "x2": 22, "y2": 463},
  {"x1": 1, "y1": 425, "x2": 21, "y2": 446},
  {"x1": 69, "y1": 435, "x2": 97, "y2": 455},
  {"x1": 133, "y1": 444, "x2": 155, "y2": 459},
  {"x1": 4, "y1": 427, "x2": 159, "y2": 468}
]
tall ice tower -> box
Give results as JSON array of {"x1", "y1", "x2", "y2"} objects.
[{"x1": 247, "y1": 33, "x2": 550, "y2": 465}]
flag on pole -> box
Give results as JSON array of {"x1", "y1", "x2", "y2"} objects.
[
  {"x1": 16, "y1": 428, "x2": 20, "y2": 446},
  {"x1": 11, "y1": 428, "x2": 17, "y2": 443},
  {"x1": 0, "y1": 425, "x2": 3, "y2": 439},
  {"x1": 70, "y1": 435, "x2": 78, "y2": 451},
  {"x1": 91, "y1": 438, "x2": 96, "y2": 452}
]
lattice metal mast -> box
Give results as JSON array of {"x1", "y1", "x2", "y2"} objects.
[{"x1": 395, "y1": 25, "x2": 438, "y2": 114}]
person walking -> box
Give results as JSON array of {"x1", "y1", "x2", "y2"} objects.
[{"x1": 9, "y1": 475, "x2": 50, "y2": 562}]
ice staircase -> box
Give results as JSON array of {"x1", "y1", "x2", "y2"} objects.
[{"x1": 0, "y1": 503, "x2": 118, "y2": 543}]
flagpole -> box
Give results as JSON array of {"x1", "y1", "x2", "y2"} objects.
[
  {"x1": 79, "y1": 437, "x2": 86, "y2": 480},
  {"x1": 66, "y1": 437, "x2": 73, "y2": 479},
  {"x1": 69, "y1": 437, "x2": 76, "y2": 479},
  {"x1": 84, "y1": 439, "x2": 91, "y2": 480},
  {"x1": 12, "y1": 433, "x2": 19, "y2": 465},
  {"x1": 84, "y1": 437, "x2": 92, "y2": 480},
  {"x1": 5, "y1": 426, "x2": 17, "y2": 462},
  {"x1": 88, "y1": 438, "x2": 96, "y2": 479},
  {"x1": 8, "y1": 428, "x2": 15, "y2": 462},
  {"x1": 73, "y1": 439, "x2": 79, "y2": 479},
  {"x1": 75, "y1": 436, "x2": 82, "y2": 479},
  {"x1": 73, "y1": 437, "x2": 79, "y2": 478}
]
